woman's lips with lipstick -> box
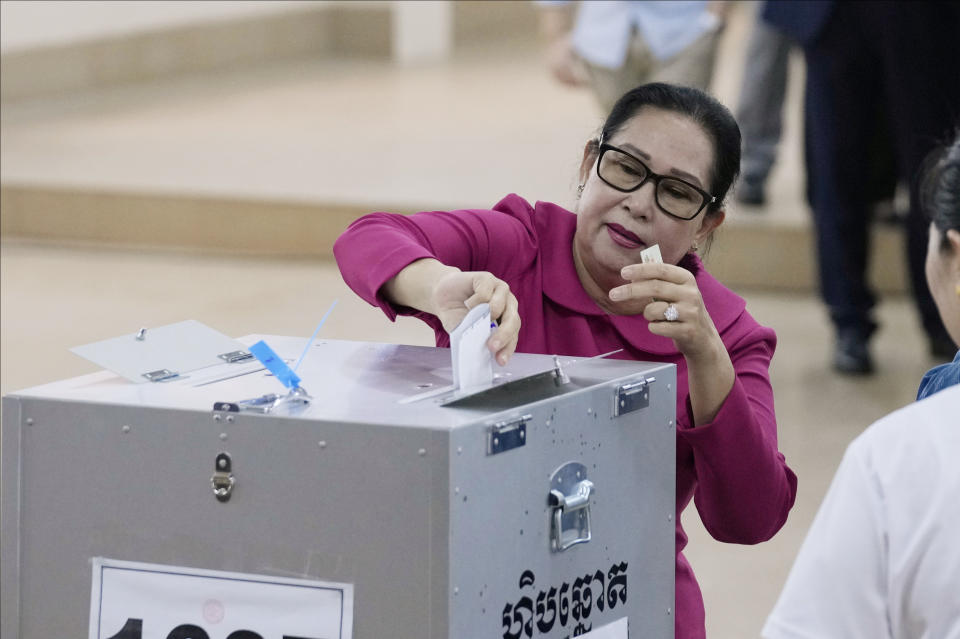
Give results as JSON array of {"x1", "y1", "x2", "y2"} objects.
[{"x1": 606, "y1": 223, "x2": 645, "y2": 249}]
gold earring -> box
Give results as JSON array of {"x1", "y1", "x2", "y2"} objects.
[{"x1": 691, "y1": 240, "x2": 700, "y2": 252}]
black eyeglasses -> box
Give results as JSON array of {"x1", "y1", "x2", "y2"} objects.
[{"x1": 596, "y1": 143, "x2": 716, "y2": 220}]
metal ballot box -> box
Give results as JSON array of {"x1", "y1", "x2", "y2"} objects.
[{"x1": 2, "y1": 337, "x2": 676, "y2": 639}]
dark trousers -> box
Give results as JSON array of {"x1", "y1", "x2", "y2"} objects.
[{"x1": 802, "y1": 1, "x2": 960, "y2": 339}]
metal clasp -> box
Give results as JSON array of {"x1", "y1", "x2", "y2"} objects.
[
  {"x1": 211, "y1": 452, "x2": 235, "y2": 502},
  {"x1": 216, "y1": 386, "x2": 313, "y2": 415},
  {"x1": 548, "y1": 461, "x2": 594, "y2": 552}
]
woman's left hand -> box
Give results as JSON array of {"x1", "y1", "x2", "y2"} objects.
[
  {"x1": 610, "y1": 262, "x2": 721, "y2": 359},
  {"x1": 610, "y1": 262, "x2": 736, "y2": 425}
]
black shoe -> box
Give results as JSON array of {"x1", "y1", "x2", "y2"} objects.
[
  {"x1": 737, "y1": 177, "x2": 766, "y2": 207},
  {"x1": 833, "y1": 328, "x2": 874, "y2": 375}
]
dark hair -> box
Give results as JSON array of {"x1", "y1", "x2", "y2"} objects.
[
  {"x1": 591, "y1": 82, "x2": 742, "y2": 216},
  {"x1": 920, "y1": 130, "x2": 960, "y2": 252}
]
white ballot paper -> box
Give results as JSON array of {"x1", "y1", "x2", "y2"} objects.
[
  {"x1": 450, "y1": 303, "x2": 494, "y2": 391},
  {"x1": 640, "y1": 243, "x2": 663, "y2": 264}
]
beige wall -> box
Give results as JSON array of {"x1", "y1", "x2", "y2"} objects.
[
  {"x1": 0, "y1": 1, "x2": 385, "y2": 54},
  {"x1": 0, "y1": 0, "x2": 465, "y2": 101}
]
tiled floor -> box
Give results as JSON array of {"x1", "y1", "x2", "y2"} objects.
[{"x1": 0, "y1": 3, "x2": 948, "y2": 637}]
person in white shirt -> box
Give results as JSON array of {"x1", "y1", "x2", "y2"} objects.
[
  {"x1": 538, "y1": 1, "x2": 727, "y2": 111},
  {"x1": 762, "y1": 132, "x2": 960, "y2": 639},
  {"x1": 762, "y1": 385, "x2": 960, "y2": 639}
]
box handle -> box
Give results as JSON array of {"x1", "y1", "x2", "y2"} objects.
[{"x1": 548, "y1": 461, "x2": 594, "y2": 552}]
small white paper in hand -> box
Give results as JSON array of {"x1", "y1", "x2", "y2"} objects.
[
  {"x1": 640, "y1": 244, "x2": 663, "y2": 264},
  {"x1": 450, "y1": 303, "x2": 494, "y2": 392}
]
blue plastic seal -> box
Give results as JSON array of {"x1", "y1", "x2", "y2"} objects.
[{"x1": 248, "y1": 340, "x2": 301, "y2": 389}]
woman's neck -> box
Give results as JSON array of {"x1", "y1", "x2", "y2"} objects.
[{"x1": 571, "y1": 243, "x2": 647, "y2": 316}]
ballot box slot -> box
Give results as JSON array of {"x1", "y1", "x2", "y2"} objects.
[
  {"x1": 440, "y1": 370, "x2": 592, "y2": 409},
  {"x1": 439, "y1": 350, "x2": 624, "y2": 406},
  {"x1": 189, "y1": 361, "x2": 267, "y2": 387}
]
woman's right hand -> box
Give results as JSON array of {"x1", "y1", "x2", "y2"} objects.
[
  {"x1": 432, "y1": 270, "x2": 521, "y2": 366},
  {"x1": 382, "y1": 259, "x2": 521, "y2": 366}
]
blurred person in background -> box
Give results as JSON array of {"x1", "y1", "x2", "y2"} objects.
[
  {"x1": 733, "y1": 1, "x2": 793, "y2": 208},
  {"x1": 536, "y1": 1, "x2": 728, "y2": 112},
  {"x1": 335, "y1": 83, "x2": 797, "y2": 639},
  {"x1": 762, "y1": 132, "x2": 960, "y2": 639},
  {"x1": 764, "y1": 1, "x2": 960, "y2": 375},
  {"x1": 916, "y1": 134, "x2": 960, "y2": 401}
]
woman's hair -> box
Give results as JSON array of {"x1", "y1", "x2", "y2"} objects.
[
  {"x1": 920, "y1": 130, "x2": 960, "y2": 252},
  {"x1": 591, "y1": 82, "x2": 742, "y2": 216}
]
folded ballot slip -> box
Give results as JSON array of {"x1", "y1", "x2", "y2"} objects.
[
  {"x1": 450, "y1": 303, "x2": 494, "y2": 392},
  {"x1": 640, "y1": 244, "x2": 663, "y2": 264}
]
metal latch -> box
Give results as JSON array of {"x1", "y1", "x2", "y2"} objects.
[
  {"x1": 487, "y1": 414, "x2": 531, "y2": 455},
  {"x1": 548, "y1": 461, "x2": 594, "y2": 552},
  {"x1": 614, "y1": 377, "x2": 655, "y2": 416},
  {"x1": 214, "y1": 386, "x2": 312, "y2": 415},
  {"x1": 211, "y1": 452, "x2": 235, "y2": 502},
  {"x1": 142, "y1": 368, "x2": 179, "y2": 383},
  {"x1": 552, "y1": 355, "x2": 570, "y2": 386}
]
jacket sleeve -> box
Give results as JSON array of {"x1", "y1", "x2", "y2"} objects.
[
  {"x1": 678, "y1": 322, "x2": 798, "y2": 543},
  {"x1": 333, "y1": 206, "x2": 537, "y2": 322}
]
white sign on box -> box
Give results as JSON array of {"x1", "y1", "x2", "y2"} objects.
[
  {"x1": 89, "y1": 557, "x2": 353, "y2": 639},
  {"x1": 579, "y1": 616, "x2": 628, "y2": 638}
]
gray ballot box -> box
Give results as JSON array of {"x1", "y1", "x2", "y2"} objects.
[{"x1": 1, "y1": 336, "x2": 676, "y2": 639}]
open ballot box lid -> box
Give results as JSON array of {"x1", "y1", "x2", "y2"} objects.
[
  {"x1": 70, "y1": 319, "x2": 264, "y2": 385},
  {"x1": 2, "y1": 330, "x2": 677, "y2": 639}
]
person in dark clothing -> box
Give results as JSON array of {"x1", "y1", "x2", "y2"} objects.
[{"x1": 764, "y1": 1, "x2": 960, "y2": 374}]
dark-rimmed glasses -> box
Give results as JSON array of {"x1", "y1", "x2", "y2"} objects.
[{"x1": 596, "y1": 143, "x2": 716, "y2": 220}]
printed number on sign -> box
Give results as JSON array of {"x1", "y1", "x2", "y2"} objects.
[{"x1": 104, "y1": 617, "x2": 319, "y2": 639}]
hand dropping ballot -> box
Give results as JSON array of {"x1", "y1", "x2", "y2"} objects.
[
  {"x1": 450, "y1": 303, "x2": 495, "y2": 392},
  {"x1": 640, "y1": 244, "x2": 663, "y2": 264}
]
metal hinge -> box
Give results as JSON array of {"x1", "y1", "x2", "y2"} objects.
[
  {"x1": 487, "y1": 414, "x2": 531, "y2": 455},
  {"x1": 614, "y1": 377, "x2": 656, "y2": 416},
  {"x1": 218, "y1": 350, "x2": 254, "y2": 363},
  {"x1": 142, "y1": 368, "x2": 180, "y2": 383},
  {"x1": 142, "y1": 350, "x2": 252, "y2": 382}
]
